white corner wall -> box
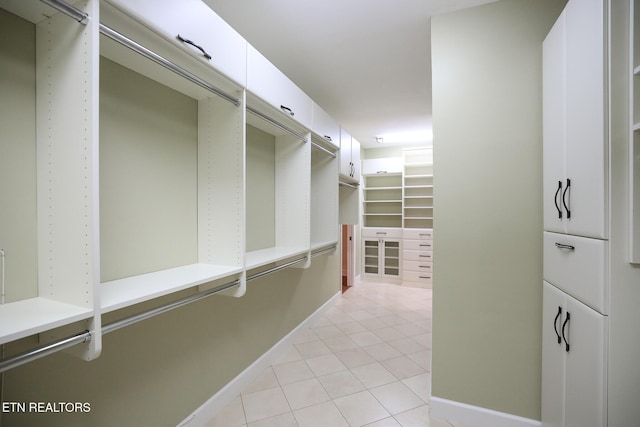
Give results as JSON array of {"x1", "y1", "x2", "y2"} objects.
[{"x1": 430, "y1": 0, "x2": 566, "y2": 420}]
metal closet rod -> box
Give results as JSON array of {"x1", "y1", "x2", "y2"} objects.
[
  {"x1": 311, "y1": 141, "x2": 337, "y2": 158},
  {"x1": 41, "y1": 0, "x2": 89, "y2": 24},
  {"x1": 0, "y1": 279, "x2": 240, "y2": 374},
  {"x1": 99, "y1": 24, "x2": 240, "y2": 107},
  {"x1": 37, "y1": 0, "x2": 240, "y2": 106},
  {"x1": 311, "y1": 245, "x2": 337, "y2": 257},
  {"x1": 246, "y1": 256, "x2": 309, "y2": 282},
  {"x1": 0, "y1": 244, "x2": 337, "y2": 373},
  {"x1": 339, "y1": 181, "x2": 359, "y2": 189},
  {"x1": 247, "y1": 107, "x2": 309, "y2": 143}
]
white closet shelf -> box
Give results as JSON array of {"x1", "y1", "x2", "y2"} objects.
[
  {"x1": 364, "y1": 200, "x2": 402, "y2": 203},
  {"x1": 245, "y1": 247, "x2": 309, "y2": 270},
  {"x1": 0, "y1": 298, "x2": 94, "y2": 345},
  {"x1": 101, "y1": 263, "x2": 243, "y2": 313},
  {"x1": 364, "y1": 213, "x2": 403, "y2": 217}
]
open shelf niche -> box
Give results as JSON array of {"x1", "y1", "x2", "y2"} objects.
[
  {"x1": 310, "y1": 134, "x2": 339, "y2": 251},
  {"x1": 0, "y1": 0, "x2": 101, "y2": 358},
  {"x1": 98, "y1": 1, "x2": 246, "y2": 312},
  {"x1": 245, "y1": 94, "x2": 311, "y2": 271}
]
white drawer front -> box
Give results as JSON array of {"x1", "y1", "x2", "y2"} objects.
[
  {"x1": 403, "y1": 250, "x2": 432, "y2": 262},
  {"x1": 362, "y1": 227, "x2": 403, "y2": 239},
  {"x1": 404, "y1": 260, "x2": 432, "y2": 272},
  {"x1": 403, "y1": 228, "x2": 433, "y2": 240},
  {"x1": 403, "y1": 239, "x2": 433, "y2": 251},
  {"x1": 543, "y1": 232, "x2": 607, "y2": 314},
  {"x1": 403, "y1": 270, "x2": 432, "y2": 283}
]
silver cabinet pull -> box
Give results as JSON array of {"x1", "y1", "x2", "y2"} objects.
[{"x1": 555, "y1": 243, "x2": 575, "y2": 251}]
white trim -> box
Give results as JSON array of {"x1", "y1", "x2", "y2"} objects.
[
  {"x1": 176, "y1": 291, "x2": 342, "y2": 427},
  {"x1": 430, "y1": 396, "x2": 542, "y2": 427}
]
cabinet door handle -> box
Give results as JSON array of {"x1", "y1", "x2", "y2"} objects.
[
  {"x1": 554, "y1": 180, "x2": 563, "y2": 219},
  {"x1": 561, "y1": 311, "x2": 570, "y2": 352},
  {"x1": 176, "y1": 34, "x2": 212, "y2": 60},
  {"x1": 419, "y1": 244, "x2": 431, "y2": 247},
  {"x1": 555, "y1": 243, "x2": 575, "y2": 251},
  {"x1": 553, "y1": 306, "x2": 562, "y2": 344},
  {"x1": 562, "y1": 178, "x2": 571, "y2": 219},
  {"x1": 280, "y1": 105, "x2": 294, "y2": 116}
]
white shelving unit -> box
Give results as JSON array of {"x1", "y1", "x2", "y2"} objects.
[
  {"x1": 0, "y1": 1, "x2": 101, "y2": 357},
  {"x1": 0, "y1": 0, "x2": 342, "y2": 369},
  {"x1": 245, "y1": 94, "x2": 311, "y2": 270},
  {"x1": 362, "y1": 174, "x2": 403, "y2": 228},
  {"x1": 403, "y1": 148, "x2": 434, "y2": 229},
  {"x1": 99, "y1": 1, "x2": 246, "y2": 307}
]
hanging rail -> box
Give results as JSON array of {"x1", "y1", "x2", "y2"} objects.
[
  {"x1": 310, "y1": 141, "x2": 337, "y2": 158},
  {"x1": 311, "y1": 245, "x2": 337, "y2": 258},
  {"x1": 38, "y1": 0, "x2": 241, "y2": 106},
  {"x1": 41, "y1": 0, "x2": 89, "y2": 24},
  {"x1": 246, "y1": 256, "x2": 309, "y2": 282},
  {"x1": 99, "y1": 24, "x2": 240, "y2": 106},
  {"x1": 247, "y1": 107, "x2": 309, "y2": 143},
  {"x1": 0, "y1": 280, "x2": 240, "y2": 374},
  {"x1": 339, "y1": 181, "x2": 359, "y2": 189}
]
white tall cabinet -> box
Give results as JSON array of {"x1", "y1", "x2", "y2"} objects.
[{"x1": 542, "y1": 0, "x2": 610, "y2": 426}]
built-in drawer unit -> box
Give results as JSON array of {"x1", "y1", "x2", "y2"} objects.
[
  {"x1": 402, "y1": 228, "x2": 433, "y2": 288},
  {"x1": 543, "y1": 231, "x2": 608, "y2": 314}
]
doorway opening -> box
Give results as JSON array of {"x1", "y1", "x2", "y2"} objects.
[{"x1": 341, "y1": 224, "x2": 355, "y2": 293}]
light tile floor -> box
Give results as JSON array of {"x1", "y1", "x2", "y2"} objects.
[{"x1": 206, "y1": 282, "x2": 469, "y2": 427}]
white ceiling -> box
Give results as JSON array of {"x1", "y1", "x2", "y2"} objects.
[{"x1": 202, "y1": 0, "x2": 498, "y2": 148}]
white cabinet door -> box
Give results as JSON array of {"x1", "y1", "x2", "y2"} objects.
[
  {"x1": 247, "y1": 44, "x2": 313, "y2": 130},
  {"x1": 340, "y1": 128, "x2": 353, "y2": 178},
  {"x1": 541, "y1": 282, "x2": 607, "y2": 427},
  {"x1": 340, "y1": 128, "x2": 360, "y2": 183},
  {"x1": 543, "y1": 11, "x2": 566, "y2": 234},
  {"x1": 564, "y1": 293, "x2": 607, "y2": 427},
  {"x1": 105, "y1": 0, "x2": 247, "y2": 86},
  {"x1": 564, "y1": 0, "x2": 606, "y2": 239},
  {"x1": 542, "y1": 282, "x2": 566, "y2": 427},
  {"x1": 351, "y1": 138, "x2": 361, "y2": 182},
  {"x1": 312, "y1": 102, "x2": 340, "y2": 148},
  {"x1": 542, "y1": 0, "x2": 607, "y2": 239}
]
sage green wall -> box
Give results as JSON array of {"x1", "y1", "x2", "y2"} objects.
[
  {"x1": 0, "y1": 9, "x2": 38, "y2": 302},
  {"x1": 4, "y1": 257, "x2": 340, "y2": 426},
  {"x1": 431, "y1": 0, "x2": 565, "y2": 420},
  {"x1": 100, "y1": 57, "x2": 199, "y2": 282}
]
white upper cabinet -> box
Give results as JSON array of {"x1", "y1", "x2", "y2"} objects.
[
  {"x1": 311, "y1": 102, "x2": 340, "y2": 148},
  {"x1": 543, "y1": 0, "x2": 607, "y2": 239},
  {"x1": 339, "y1": 128, "x2": 361, "y2": 183},
  {"x1": 246, "y1": 44, "x2": 313, "y2": 130},
  {"x1": 104, "y1": 0, "x2": 247, "y2": 86}
]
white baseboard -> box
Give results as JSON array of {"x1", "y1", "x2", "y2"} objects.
[
  {"x1": 176, "y1": 291, "x2": 342, "y2": 427},
  {"x1": 430, "y1": 396, "x2": 541, "y2": 427}
]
